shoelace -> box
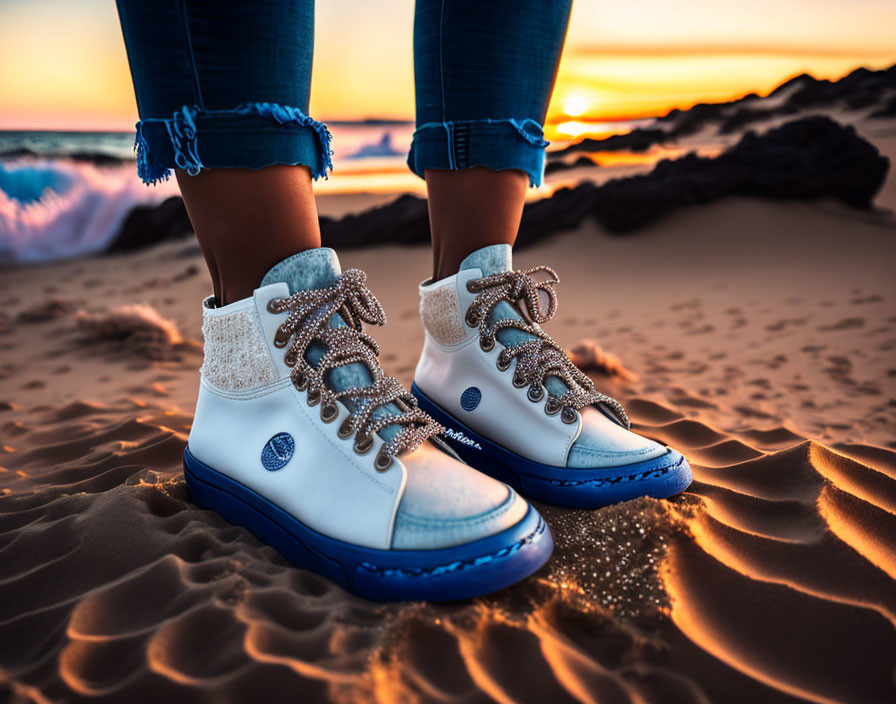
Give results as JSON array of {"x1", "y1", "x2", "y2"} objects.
[
  {"x1": 268, "y1": 269, "x2": 443, "y2": 470},
  {"x1": 465, "y1": 266, "x2": 630, "y2": 428}
]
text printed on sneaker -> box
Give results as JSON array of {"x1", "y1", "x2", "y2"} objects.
[{"x1": 443, "y1": 427, "x2": 483, "y2": 451}]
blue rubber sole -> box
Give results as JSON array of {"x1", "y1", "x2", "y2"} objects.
[
  {"x1": 411, "y1": 382, "x2": 693, "y2": 509},
  {"x1": 183, "y1": 447, "x2": 553, "y2": 602}
]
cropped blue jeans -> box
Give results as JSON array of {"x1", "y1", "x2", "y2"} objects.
[{"x1": 116, "y1": 0, "x2": 571, "y2": 188}]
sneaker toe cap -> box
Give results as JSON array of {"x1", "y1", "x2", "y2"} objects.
[
  {"x1": 392, "y1": 442, "x2": 529, "y2": 550},
  {"x1": 567, "y1": 406, "x2": 669, "y2": 468}
]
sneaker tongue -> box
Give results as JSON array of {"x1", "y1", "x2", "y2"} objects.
[
  {"x1": 458, "y1": 243, "x2": 513, "y2": 276},
  {"x1": 261, "y1": 247, "x2": 341, "y2": 292},
  {"x1": 458, "y1": 244, "x2": 568, "y2": 398},
  {"x1": 459, "y1": 245, "x2": 526, "y2": 345},
  {"x1": 261, "y1": 248, "x2": 403, "y2": 443}
]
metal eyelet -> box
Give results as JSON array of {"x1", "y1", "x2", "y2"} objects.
[
  {"x1": 512, "y1": 374, "x2": 527, "y2": 389},
  {"x1": 527, "y1": 385, "x2": 545, "y2": 402},
  {"x1": 293, "y1": 371, "x2": 308, "y2": 390},
  {"x1": 466, "y1": 280, "x2": 477, "y2": 293},
  {"x1": 545, "y1": 398, "x2": 562, "y2": 415},
  {"x1": 338, "y1": 417, "x2": 354, "y2": 439},
  {"x1": 374, "y1": 449, "x2": 393, "y2": 472},
  {"x1": 306, "y1": 388, "x2": 321, "y2": 406},
  {"x1": 266, "y1": 298, "x2": 282, "y2": 313},
  {"x1": 273, "y1": 328, "x2": 290, "y2": 348},
  {"x1": 320, "y1": 401, "x2": 338, "y2": 423},
  {"x1": 354, "y1": 434, "x2": 374, "y2": 455},
  {"x1": 496, "y1": 356, "x2": 511, "y2": 372},
  {"x1": 561, "y1": 407, "x2": 578, "y2": 424},
  {"x1": 480, "y1": 336, "x2": 495, "y2": 352},
  {"x1": 465, "y1": 309, "x2": 479, "y2": 327}
]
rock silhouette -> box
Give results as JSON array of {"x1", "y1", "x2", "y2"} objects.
[
  {"x1": 549, "y1": 63, "x2": 896, "y2": 161},
  {"x1": 109, "y1": 116, "x2": 889, "y2": 251}
]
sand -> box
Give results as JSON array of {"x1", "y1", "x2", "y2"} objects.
[{"x1": 1, "y1": 127, "x2": 895, "y2": 702}]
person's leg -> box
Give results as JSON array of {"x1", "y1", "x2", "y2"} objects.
[
  {"x1": 425, "y1": 167, "x2": 526, "y2": 281},
  {"x1": 114, "y1": 0, "x2": 552, "y2": 600},
  {"x1": 410, "y1": 0, "x2": 572, "y2": 280},
  {"x1": 116, "y1": 0, "x2": 327, "y2": 304},
  {"x1": 410, "y1": 0, "x2": 692, "y2": 506},
  {"x1": 175, "y1": 166, "x2": 320, "y2": 303}
]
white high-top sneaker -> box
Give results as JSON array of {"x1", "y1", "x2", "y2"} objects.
[
  {"x1": 184, "y1": 248, "x2": 552, "y2": 601},
  {"x1": 411, "y1": 245, "x2": 692, "y2": 508}
]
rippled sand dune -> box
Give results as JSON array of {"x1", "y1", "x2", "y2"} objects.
[
  {"x1": 3, "y1": 368, "x2": 893, "y2": 702},
  {"x1": 2, "y1": 160, "x2": 895, "y2": 703}
]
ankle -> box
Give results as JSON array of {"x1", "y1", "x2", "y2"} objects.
[
  {"x1": 432, "y1": 241, "x2": 511, "y2": 282},
  {"x1": 213, "y1": 244, "x2": 323, "y2": 305}
]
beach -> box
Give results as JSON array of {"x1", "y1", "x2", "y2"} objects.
[
  {"x1": 2, "y1": 55, "x2": 896, "y2": 703},
  {"x1": 3, "y1": 107, "x2": 896, "y2": 701}
]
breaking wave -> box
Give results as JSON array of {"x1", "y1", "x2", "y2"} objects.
[{"x1": 0, "y1": 159, "x2": 177, "y2": 265}]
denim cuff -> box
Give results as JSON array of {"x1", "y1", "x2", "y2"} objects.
[
  {"x1": 407, "y1": 118, "x2": 549, "y2": 187},
  {"x1": 134, "y1": 103, "x2": 333, "y2": 185}
]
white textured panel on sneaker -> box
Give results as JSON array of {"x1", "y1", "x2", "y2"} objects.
[
  {"x1": 419, "y1": 277, "x2": 468, "y2": 346},
  {"x1": 391, "y1": 442, "x2": 528, "y2": 549},
  {"x1": 567, "y1": 406, "x2": 668, "y2": 468},
  {"x1": 200, "y1": 297, "x2": 278, "y2": 391}
]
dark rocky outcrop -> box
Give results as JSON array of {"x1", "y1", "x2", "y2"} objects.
[
  {"x1": 677, "y1": 65, "x2": 896, "y2": 132},
  {"x1": 871, "y1": 93, "x2": 896, "y2": 119},
  {"x1": 110, "y1": 116, "x2": 889, "y2": 252},
  {"x1": 319, "y1": 194, "x2": 430, "y2": 249},
  {"x1": 110, "y1": 197, "x2": 192, "y2": 252},
  {"x1": 551, "y1": 128, "x2": 669, "y2": 157},
  {"x1": 544, "y1": 155, "x2": 598, "y2": 175},
  {"x1": 587, "y1": 116, "x2": 889, "y2": 233},
  {"x1": 549, "y1": 101, "x2": 748, "y2": 160},
  {"x1": 326, "y1": 116, "x2": 888, "y2": 244},
  {"x1": 550, "y1": 63, "x2": 896, "y2": 160},
  {"x1": 774, "y1": 66, "x2": 896, "y2": 110}
]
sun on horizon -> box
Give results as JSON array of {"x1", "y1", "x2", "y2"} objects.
[{"x1": 0, "y1": 0, "x2": 894, "y2": 132}]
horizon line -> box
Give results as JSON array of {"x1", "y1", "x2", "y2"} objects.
[{"x1": 3, "y1": 59, "x2": 892, "y2": 134}]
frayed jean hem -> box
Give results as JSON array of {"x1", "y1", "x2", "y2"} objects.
[
  {"x1": 134, "y1": 103, "x2": 333, "y2": 185},
  {"x1": 406, "y1": 118, "x2": 548, "y2": 187}
]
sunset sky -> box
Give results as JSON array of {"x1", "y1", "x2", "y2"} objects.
[{"x1": 1, "y1": 0, "x2": 894, "y2": 132}]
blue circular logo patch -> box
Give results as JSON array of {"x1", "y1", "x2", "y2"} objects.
[
  {"x1": 460, "y1": 386, "x2": 482, "y2": 411},
  {"x1": 261, "y1": 432, "x2": 295, "y2": 471}
]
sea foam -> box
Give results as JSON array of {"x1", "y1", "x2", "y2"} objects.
[{"x1": 0, "y1": 159, "x2": 177, "y2": 265}]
